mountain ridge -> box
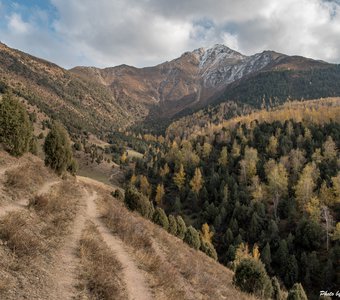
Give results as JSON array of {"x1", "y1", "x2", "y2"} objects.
[{"x1": 0, "y1": 42, "x2": 339, "y2": 135}]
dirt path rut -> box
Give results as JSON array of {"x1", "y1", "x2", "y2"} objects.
[
  {"x1": 0, "y1": 180, "x2": 60, "y2": 218},
  {"x1": 84, "y1": 189, "x2": 152, "y2": 300}
]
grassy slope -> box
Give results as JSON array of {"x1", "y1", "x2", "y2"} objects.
[{"x1": 0, "y1": 151, "x2": 255, "y2": 300}]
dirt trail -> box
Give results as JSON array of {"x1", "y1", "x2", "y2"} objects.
[
  {"x1": 0, "y1": 180, "x2": 60, "y2": 218},
  {"x1": 49, "y1": 195, "x2": 87, "y2": 300},
  {"x1": 84, "y1": 188, "x2": 152, "y2": 300}
]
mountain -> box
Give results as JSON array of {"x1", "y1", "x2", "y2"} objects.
[
  {"x1": 71, "y1": 44, "x2": 335, "y2": 122},
  {"x1": 0, "y1": 42, "x2": 132, "y2": 134},
  {"x1": 1, "y1": 42, "x2": 340, "y2": 135}
]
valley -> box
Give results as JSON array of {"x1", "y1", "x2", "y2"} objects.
[{"x1": 0, "y1": 42, "x2": 339, "y2": 300}]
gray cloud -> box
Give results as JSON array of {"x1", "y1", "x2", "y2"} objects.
[{"x1": 1, "y1": 0, "x2": 340, "y2": 68}]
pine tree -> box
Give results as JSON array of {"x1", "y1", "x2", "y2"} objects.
[
  {"x1": 173, "y1": 163, "x2": 186, "y2": 190},
  {"x1": 159, "y1": 163, "x2": 170, "y2": 178},
  {"x1": 267, "y1": 135, "x2": 278, "y2": 156},
  {"x1": 233, "y1": 258, "x2": 273, "y2": 298},
  {"x1": 261, "y1": 242, "x2": 272, "y2": 271},
  {"x1": 202, "y1": 142, "x2": 212, "y2": 159},
  {"x1": 139, "y1": 175, "x2": 151, "y2": 197},
  {"x1": 284, "y1": 254, "x2": 299, "y2": 288},
  {"x1": 176, "y1": 216, "x2": 187, "y2": 239},
  {"x1": 168, "y1": 215, "x2": 178, "y2": 235},
  {"x1": 190, "y1": 168, "x2": 203, "y2": 194},
  {"x1": 271, "y1": 277, "x2": 282, "y2": 300},
  {"x1": 275, "y1": 239, "x2": 288, "y2": 277},
  {"x1": 265, "y1": 160, "x2": 288, "y2": 218},
  {"x1": 295, "y1": 162, "x2": 319, "y2": 211},
  {"x1": 305, "y1": 196, "x2": 321, "y2": 222},
  {"x1": 287, "y1": 283, "x2": 307, "y2": 300},
  {"x1": 44, "y1": 121, "x2": 74, "y2": 175},
  {"x1": 184, "y1": 226, "x2": 201, "y2": 250},
  {"x1": 218, "y1": 146, "x2": 228, "y2": 168},
  {"x1": 201, "y1": 223, "x2": 213, "y2": 244},
  {"x1": 152, "y1": 207, "x2": 169, "y2": 230},
  {"x1": 155, "y1": 183, "x2": 165, "y2": 205},
  {"x1": 239, "y1": 146, "x2": 258, "y2": 185},
  {"x1": 0, "y1": 93, "x2": 33, "y2": 156},
  {"x1": 322, "y1": 136, "x2": 337, "y2": 160},
  {"x1": 231, "y1": 139, "x2": 241, "y2": 158}
]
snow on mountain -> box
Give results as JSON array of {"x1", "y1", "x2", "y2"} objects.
[{"x1": 192, "y1": 44, "x2": 278, "y2": 88}]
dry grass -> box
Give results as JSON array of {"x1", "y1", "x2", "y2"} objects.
[
  {"x1": 97, "y1": 192, "x2": 255, "y2": 300},
  {"x1": 29, "y1": 180, "x2": 81, "y2": 237},
  {"x1": 0, "y1": 211, "x2": 46, "y2": 257},
  {"x1": 4, "y1": 155, "x2": 53, "y2": 196},
  {"x1": 78, "y1": 222, "x2": 128, "y2": 300}
]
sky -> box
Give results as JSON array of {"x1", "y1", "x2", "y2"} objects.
[{"x1": 0, "y1": 0, "x2": 340, "y2": 69}]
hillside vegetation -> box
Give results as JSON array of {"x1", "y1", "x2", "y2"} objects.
[
  {"x1": 126, "y1": 97, "x2": 340, "y2": 299},
  {"x1": 0, "y1": 150, "x2": 255, "y2": 300}
]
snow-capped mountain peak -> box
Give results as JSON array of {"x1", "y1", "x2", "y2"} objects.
[{"x1": 190, "y1": 44, "x2": 278, "y2": 88}]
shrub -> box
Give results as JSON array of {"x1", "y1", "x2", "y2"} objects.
[
  {"x1": 233, "y1": 258, "x2": 273, "y2": 299},
  {"x1": 29, "y1": 136, "x2": 38, "y2": 155},
  {"x1": 0, "y1": 93, "x2": 33, "y2": 156},
  {"x1": 176, "y1": 215, "x2": 187, "y2": 239},
  {"x1": 152, "y1": 207, "x2": 169, "y2": 230},
  {"x1": 168, "y1": 215, "x2": 178, "y2": 235},
  {"x1": 67, "y1": 158, "x2": 78, "y2": 176},
  {"x1": 200, "y1": 240, "x2": 218, "y2": 260},
  {"x1": 124, "y1": 185, "x2": 154, "y2": 218},
  {"x1": 184, "y1": 226, "x2": 201, "y2": 250},
  {"x1": 287, "y1": 283, "x2": 307, "y2": 300},
  {"x1": 111, "y1": 189, "x2": 124, "y2": 201},
  {"x1": 43, "y1": 121, "x2": 74, "y2": 175}
]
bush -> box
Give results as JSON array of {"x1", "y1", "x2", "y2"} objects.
[
  {"x1": 176, "y1": 215, "x2": 187, "y2": 239},
  {"x1": 29, "y1": 136, "x2": 38, "y2": 155},
  {"x1": 287, "y1": 283, "x2": 307, "y2": 300},
  {"x1": 168, "y1": 215, "x2": 178, "y2": 235},
  {"x1": 152, "y1": 207, "x2": 169, "y2": 230},
  {"x1": 200, "y1": 240, "x2": 218, "y2": 260},
  {"x1": 233, "y1": 258, "x2": 273, "y2": 299},
  {"x1": 124, "y1": 185, "x2": 154, "y2": 218},
  {"x1": 44, "y1": 121, "x2": 74, "y2": 175},
  {"x1": 184, "y1": 226, "x2": 201, "y2": 250},
  {"x1": 0, "y1": 93, "x2": 33, "y2": 156},
  {"x1": 111, "y1": 189, "x2": 124, "y2": 201}
]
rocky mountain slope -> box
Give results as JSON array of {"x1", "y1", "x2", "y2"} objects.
[
  {"x1": 71, "y1": 44, "x2": 333, "y2": 120},
  {"x1": 1, "y1": 42, "x2": 339, "y2": 135}
]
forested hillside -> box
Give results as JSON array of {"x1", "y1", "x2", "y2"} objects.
[
  {"x1": 216, "y1": 65, "x2": 340, "y2": 107},
  {"x1": 125, "y1": 98, "x2": 340, "y2": 299}
]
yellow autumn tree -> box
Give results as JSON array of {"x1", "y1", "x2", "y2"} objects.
[
  {"x1": 140, "y1": 175, "x2": 151, "y2": 197},
  {"x1": 159, "y1": 163, "x2": 170, "y2": 178},
  {"x1": 294, "y1": 162, "x2": 319, "y2": 211},
  {"x1": 130, "y1": 173, "x2": 137, "y2": 185},
  {"x1": 155, "y1": 183, "x2": 165, "y2": 206},
  {"x1": 190, "y1": 168, "x2": 203, "y2": 194},
  {"x1": 305, "y1": 196, "x2": 321, "y2": 222},
  {"x1": 252, "y1": 244, "x2": 260, "y2": 261},
  {"x1": 201, "y1": 223, "x2": 213, "y2": 244},
  {"x1": 234, "y1": 243, "x2": 250, "y2": 266},
  {"x1": 218, "y1": 146, "x2": 228, "y2": 168},
  {"x1": 173, "y1": 164, "x2": 186, "y2": 190},
  {"x1": 266, "y1": 135, "x2": 278, "y2": 156}
]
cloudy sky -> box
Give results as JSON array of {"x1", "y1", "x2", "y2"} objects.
[{"x1": 0, "y1": 0, "x2": 340, "y2": 68}]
